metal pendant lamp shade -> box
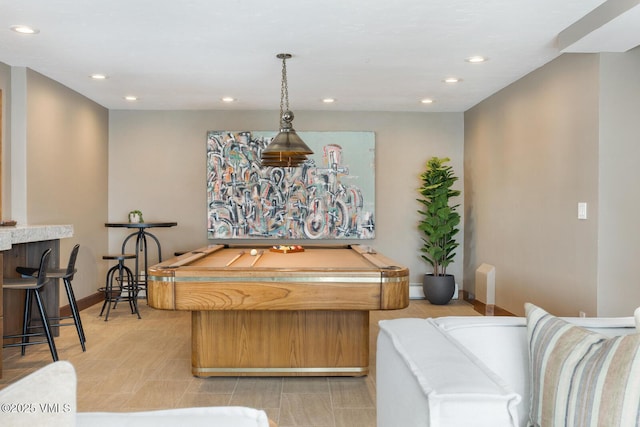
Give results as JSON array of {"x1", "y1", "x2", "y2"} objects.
[{"x1": 261, "y1": 53, "x2": 313, "y2": 167}]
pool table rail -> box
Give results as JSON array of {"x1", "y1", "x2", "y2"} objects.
[{"x1": 147, "y1": 244, "x2": 409, "y2": 311}]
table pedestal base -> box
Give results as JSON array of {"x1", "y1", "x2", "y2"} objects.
[{"x1": 191, "y1": 310, "x2": 369, "y2": 377}]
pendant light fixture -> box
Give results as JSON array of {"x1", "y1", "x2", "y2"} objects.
[{"x1": 261, "y1": 53, "x2": 313, "y2": 167}]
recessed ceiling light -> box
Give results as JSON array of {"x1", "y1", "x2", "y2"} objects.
[
  {"x1": 90, "y1": 74, "x2": 108, "y2": 80},
  {"x1": 221, "y1": 97, "x2": 236, "y2": 103},
  {"x1": 322, "y1": 98, "x2": 336, "y2": 104},
  {"x1": 124, "y1": 95, "x2": 138, "y2": 101},
  {"x1": 421, "y1": 98, "x2": 434, "y2": 104},
  {"x1": 443, "y1": 77, "x2": 462, "y2": 84},
  {"x1": 10, "y1": 25, "x2": 39, "y2": 34},
  {"x1": 466, "y1": 56, "x2": 487, "y2": 63}
]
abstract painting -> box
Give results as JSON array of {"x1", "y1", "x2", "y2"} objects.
[{"x1": 206, "y1": 131, "x2": 375, "y2": 239}]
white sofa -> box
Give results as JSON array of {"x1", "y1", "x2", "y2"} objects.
[
  {"x1": 376, "y1": 311, "x2": 638, "y2": 427},
  {"x1": 0, "y1": 361, "x2": 272, "y2": 427}
]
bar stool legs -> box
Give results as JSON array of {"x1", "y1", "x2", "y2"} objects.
[
  {"x1": 99, "y1": 254, "x2": 141, "y2": 321},
  {"x1": 2, "y1": 249, "x2": 58, "y2": 361},
  {"x1": 61, "y1": 272, "x2": 86, "y2": 350},
  {"x1": 26, "y1": 286, "x2": 59, "y2": 361},
  {"x1": 16, "y1": 244, "x2": 86, "y2": 351}
]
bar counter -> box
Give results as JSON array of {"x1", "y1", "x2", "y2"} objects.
[{"x1": 1, "y1": 224, "x2": 74, "y2": 377}]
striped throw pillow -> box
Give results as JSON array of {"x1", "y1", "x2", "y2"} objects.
[{"x1": 526, "y1": 303, "x2": 640, "y2": 427}]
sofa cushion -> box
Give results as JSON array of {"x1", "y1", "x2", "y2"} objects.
[
  {"x1": 434, "y1": 315, "x2": 637, "y2": 427},
  {"x1": 378, "y1": 318, "x2": 521, "y2": 427},
  {"x1": 526, "y1": 303, "x2": 640, "y2": 427},
  {"x1": 434, "y1": 316, "x2": 530, "y2": 427}
]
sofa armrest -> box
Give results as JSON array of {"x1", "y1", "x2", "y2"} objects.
[
  {"x1": 377, "y1": 318, "x2": 520, "y2": 427},
  {"x1": 0, "y1": 361, "x2": 77, "y2": 427}
]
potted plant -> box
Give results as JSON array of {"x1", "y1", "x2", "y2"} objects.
[
  {"x1": 417, "y1": 157, "x2": 460, "y2": 304},
  {"x1": 128, "y1": 210, "x2": 144, "y2": 223}
]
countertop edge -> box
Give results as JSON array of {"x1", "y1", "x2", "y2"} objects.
[{"x1": 0, "y1": 224, "x2": 74, "y2": 250}]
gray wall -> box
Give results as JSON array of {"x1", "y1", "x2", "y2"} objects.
[
  {"x1": 464, "y1": 53, "x2": 600, "y2": 316},
  {"x1": 25, "y1": 69, "x2": 110, "y2": 301},
  {"x1": 464, "y1": 49, "x2": 640, "y2": 317},
  {"x1": 597, "y1": 47, "x2": 640, "y2": 316},
  {"x1": 1, "y1": 67, "x2": 109, "y2": 302},
  {"x1": 108, "y1": 110, "x2": 464, "y2": 295}
]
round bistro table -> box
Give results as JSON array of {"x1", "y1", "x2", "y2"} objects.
[{"x1": 105, "y1": 222, "x2": 178, "y2": 294}]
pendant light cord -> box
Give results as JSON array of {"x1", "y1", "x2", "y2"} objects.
[{"x1": 280, "y1": 55, "x2": 289, "y2": 123}]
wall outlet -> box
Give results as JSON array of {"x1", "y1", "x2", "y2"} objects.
[{"x1": 579, "y1": 311, "x2": 586, "y2": 318}]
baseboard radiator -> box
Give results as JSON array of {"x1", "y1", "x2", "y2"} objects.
[{"x1": 475, "y1": 263, "x2": 496, "y2": 306}]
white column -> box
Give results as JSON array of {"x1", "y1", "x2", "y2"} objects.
[{"x1": 10, "y1": 66, "x2": 27, "y2": 224}]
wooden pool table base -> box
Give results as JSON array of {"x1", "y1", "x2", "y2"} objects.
[
  {"x1": 148, "y1": 244, "x2": 409, "y2": 377},
  {"x1": 192, "y1": 310, "x2": 369, "y2": 377}
]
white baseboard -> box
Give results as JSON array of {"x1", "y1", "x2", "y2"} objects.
[
  {"x1": 409, "y1": 282, "x2": 459, "y2": 300},
  {"x1": 409, "y1": 283, "x2": 424, "y2": 299}
]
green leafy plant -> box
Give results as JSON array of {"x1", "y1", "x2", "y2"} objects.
[
  {"x1": 128, "y1": 210, "x2": 144, "y2": 222},
  {"x1": 417, "y1": 157, "x2": 461, "y2": 276}
]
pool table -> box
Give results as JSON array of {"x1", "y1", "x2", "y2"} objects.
[{"x1": 147, "y1": 244, "x2": 409, "y2": 377}]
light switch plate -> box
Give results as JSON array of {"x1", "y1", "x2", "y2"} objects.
[{"x1": 578, "y1": 202, "x2": 587, "y2": 220}]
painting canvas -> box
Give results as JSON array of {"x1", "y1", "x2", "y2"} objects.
[{"x1": 206, "y1": 131, "x2": 375, "y2": 239}]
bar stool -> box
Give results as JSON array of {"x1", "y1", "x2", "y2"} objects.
[
  {"x1": 99, "y1": 254, "x2": 141, "y2": 321},
  {"x1": 2, "y1": 249, "x2": 58, "y2": 361},
  {"x1": 16, "y1": 244, "x2": 86, "y2": 351}
]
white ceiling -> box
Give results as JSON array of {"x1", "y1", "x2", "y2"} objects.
[{"x1": 1, "y1": 0, "x2": 639, "y2": 112}]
